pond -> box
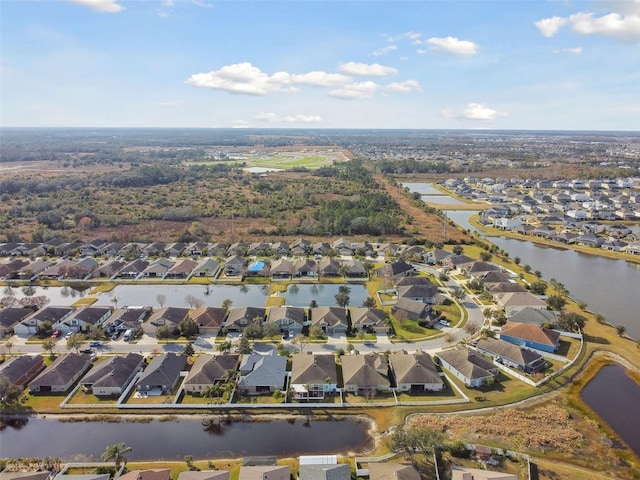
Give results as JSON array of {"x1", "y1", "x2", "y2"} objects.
[
  {"x1": 1, "y1": 285, "x2": 91, "y2": 306},
  {"x1": 420, "y1": 195, "x2": 469, "y2": 206},
  {"x1": 581, "y1": 363, "x2": 640, "y2": 458},
  {"x1": 0, "y1": 416, "x2": 373, "y2": 461},
  {"x1": 401, "y1": 182, "x2": 443, "y2": 195},
  {"x1": 93, "y1": 284, "x2": 271, "y2": 309},
  {"x1": 283, "y1": 284, "x2": 369, "y2": 307},
  {"x1": 444, "y1": 210, "x2": 480, "y2": 233}
]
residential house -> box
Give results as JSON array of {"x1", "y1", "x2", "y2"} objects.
[
  {"x1": 388, "y1": 350, "x2": 443, "y2": 392},
  {"x1": 237, "y1": 353, "x2": 286, "y2": 395},
  {"x1": 190, "y1": 306, "x2": 227, "y2": 335},
  {"x1": 269, "y1": 258, "x2": 294, "y2": 280},
  {"x1": 441, "y1": 254, "x2": 474, "y2": 271},
  {"x1": 186, "y1": 242, "x2": 210, "y2": 256},
  {"x1": 115, "y1": 258, "x2": 149, "y2": 279},
  {"x1": 266, "y1": 306, "x2": 306, "y2": 335},
  {"x1": 494, "y1": 217, "x2": 523, "y2": 230},
  {"x1": 332, "y1": 238, "x2": 354, "y2": 256},
  {"x1": 142, "y1": 258, "x2": 174, "y2": 278},
  {"x1": 66, "y1": 257, "x2": 99, "y2": 279},
  {"x1": 397, "y1": 284, "x2": 439, "y2": 304},
  {"x1": 271, "y1": 241, "x2": 290, "y2": 255},
  {"x1": 368, "y1": 463, "x2": 421, "y2": 480},
  {"x1": 291, "y1": 238, "x2": 312, "y2": 256},
  {"x1": 142, "y1": 242, "x2": 167, "y2": 256},
  {"x1": 136, "y1": 352, "x2": 187, "y2": 394},
  {"x1": 375, "y1": 260, "x2": 415, "y2": 279},
  {"x1": 246, "y1": 260, "x2": 270, "y2": 277},
  {"x1": 341, "y1": 352, "x2": 390, "y2": 396},
  {"x1": 0, "y1": 355, "x2": 45, "y2": 387},
  {"x1": 177, "y1": 472, "x2": 229, "y2": 480},
  {"x1": 450, "y1": 467, "x2": 517, "y2": 480},
  {"x1": 577, "y1": 232, "x2": 606, "y2": 248},
  {"x1": 165, "y1": 242, "x2": 187, "y2": 257},
  {"x1": 0, "y1": 307, "x2": 33, "y2": 337},
  {"x1": 166, "y1": 259, "x2": 198, "y2": 279},
  {"x1": 312, "y1": 242, "x2": 332, "y2": 256},
  {"x1": 102, "y1": 306, "x2": 150, "y2": 334},
  {"x1": 500, "y1": 322, "x2": 561, "y2": 353},
  {"x1": 349, "y1": 307, "x2": 387, "y2": 333},
  {"x1": 80, "y1": 353, "x2": 145, "y2": 396},
  {"x1": 238, "y1": 466, "x2": 289, "y2": 480},
  {"x1": 118, "y1": 470, "x2": 171, "y2": 480},
  {"x1": 342, "y1": 259, "x2": 367, "y2": 278},
  {"x1": 290, "y1": 353, "x2": 338, "y2": 400},
  {"x1": 227, "y1": 242, "x2": 248, "y2": 256},
  {"x1": 183, "y1": 353, "x2": 239, "y2": 394},
  {"x1": 90, "y1": 259, "x2": 126, "y2": 279},
  {"x1": 225, "y1": 307, "x2": 266, "y2": 332},
  {"x1": 391, "y1": 298, "x2": 433, "y2": 323},
  {"x1": 191, "y1": 258, "x2": 220, "y2": 278},
  {"x1": 29, "y1": 353, "x2": 93, "y2": 393},
  {"x1": 602, "y1": 239, "x2": 629, "y2": 252},
  {"x1": 224, "y1": 255, "x2": 246, "y2": 276},
  {"x1": 493, "y1": 292, "x2": 547, "y2": 318},
  {"x1": 299, "y1": 464, "x2": 350, "y2": 480},
  {"x1": 509, "y1": 307, "x2": 557, "y2": 326},
  {"x1": 37, "y1": 259, "x2": 76, "y2": 280},
  {"x1": 310, "y1": 307, "x2": 348, "y2": 335},
  {"x1": 80, "y1": 238, "x2": 110, "y2": 257},
  {"x1": 353, "y1": 241, "x2": 375, "y2": 257},
  {"x1": 0, "y1": 259, "x2": 29, "y2": 279},
  {"x1": 476, "y1": 337, "x2": 546, "y2": 374},
  {"x1": 209, "y1": 243, "x2": 229, "y2": 256},
  {"x1": 59, "y1": 306, "x2": 112, "y2": 334},
  {"x1": 425, "y1": 248, "x2": 453, "y2": 265},
  {"x1": 462, "y1": 261, "x2": 501, "y2": 279},
  {"x1": 436, "y1": 348, "x2": 498, "y2": 388},
  {"x1": 378, "y1": 242, "x2": 400, "y2": 258},
  {"x1": 294, "y1": 259, "x2": 317, "y2": 277},
  {"x1": 14, "y1": 306, "x2": 74, "y2": 337},
  {"x1": 316, "y1": 258, "x2": 341, "y2": 277},
  {"x1": 248, "y1": 242, "x2": 271, "y2": 256},
  {"x1": 486, "y1": 282, "x2": 527, "y2": 294},
  {"x1": 142, "y1": 307, "x2": 190, "y2": 336}
]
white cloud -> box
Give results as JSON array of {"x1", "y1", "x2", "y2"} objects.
[
  {"x1": 384, "y1": 80, "x2": 422, "y2": 93},
  {"x1": 463, "y1": 103, "x2": 508, "y2": 121},
  {"x1": 416, "y1": 48, "x2": 428, "y2": 55},
  {"x1": 232, "y1": 120, "x2": 250, "y2": 128},
  {"x1": 387, "y1": 31, "x2": 422, "y2": 43},
  {"x1": 553, "y1": 47, "x2": 583, "y2": 54},
  {"x1": 186, "y1": 62, "x2": 350, "y2": 95},
  {"x1": 425, "y1": 36, "x2": 479, "y2": 56},
  {"x1": 329, "y1": 81, "x2": 379, "y2": 100},
  {"x1": 370, "y1": 45, "x2": 398, "y2": 57},
  {"x1": 534, "y1": 16, "x2": 568, "y2": 37},
  {"x1": 65, "y1": 0, "x2": 123, "y2": 13},
  {"x1": 569, "y1": 11, "x2": 640, "y2": 42},
  {"x1": 255, "y1": 112, "x2": 322, "y2": 124},
  {"x1": 159, "y1": 100, "x2": 182, "y2": 107},
  {"x1": 338, "y1": 62, "x2": 398, "y2": 77}
]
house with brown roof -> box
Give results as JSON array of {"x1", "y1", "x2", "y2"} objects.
[
  {"x1": 293, "y1": 258, "x2": 316, "y2": 278},
  {"x1": 349, "y1": 307, "x2": 387, "y2": 333},
  {"x1": 341, "y1": 352, "x2": 390, "y2": 396},
  {"x1": 500, "y1": 321, "x2": 561, "y2": 353},
  {"x1": 225, "y1": 307, "x2": 266, "y2": 332},
  {"x1": 269, "y1": 258, "x2": 294, "y2": 280},
  {"x1": 266, "y1": 306, "x2": 306, "y2": 335},
  {"x1": 190, "y1": 306, "x2": 227, "y2": 335},
  {"x1": 29, "y1": 353, "x2": 93, "y2": 393},
  {"x1": 178, "y1": 472, "x2": 229, "y2": 480},
  {"x1": 0, "y1": 259, "x2": 29, "y2": 279},
  {"x1": 238, "y1": 466, "x2": 289, "y2": 480},
  {"x1": 142, "y1": 307, "x2": 190, "y2": 336},
  {"x1": 15, "y1": 259, "x2": 55, "y2": 280},
  {"x1": 389, "y1": 350, "x2": 443, "y2": 392},
  {"x1": 316, "y1": 258, "x2": 341, "y2": 277},
  {"x1": 391, "y1": 298, "x2": 434, "y2": 324},
  {"x1": 476, "y1": 337, "x2": 546, "y2": 374},
  {"x1": 310, "y1": 307, "x2": 348, "y2": 335},
  {"x1": 493, "y1": 292, "x2": 547, "y2": 318},
  {"x1": 436, "y1": 348, "x2": 498, "y2": 388},
  {"x1": 118, "y1": 470, "x2": 171, "y2": 480},
  {"x1": 183, "y1": 354, "x2": 239, "y2": 394},
  {"x1": 0, "y1": 355, "x2": 45, "y2": 387},
  {"x1": 368, "y1": 463, "x2": 421, "y2": 480},
  {"x1": 114, "y1": 258, "x2": 149, "y2": 279},
  {"x1": 80, "y1": 353, "x2": 145, "y2": 396},
  {"x1": 90, "y1": 259, "x2": 126, "y2": 279},
  {"x1": 166, "y1": 258, "x2": 198, "y2": 279},
  {"x1": 290, "y1": 353, "x2": 338, "y2": 400}
]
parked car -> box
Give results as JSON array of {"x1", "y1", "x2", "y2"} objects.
[
  {"x1": 51, "y1": 330, "x2": 61, "y2": 338},
  {"x1": 111, "y1": 331, "x2": 122, "y2": 341},
  {"x1": 439, "y1": 319, "x2": 451, "y2": 327},
  {"x1": 64, "y1": 331, "x2": 74, "y2": 340},
  {"x1": 89, "y1": 341, "x2": 103, "y2": 348}
]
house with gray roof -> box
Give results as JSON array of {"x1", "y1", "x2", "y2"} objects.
[
  {"x1": 389, "y1": 350, "x2": 443, "y2": 392},
  {"x1": 299, "y1": 464, "x2": 350, "y2": 480},
  {"x1": 0, "y1": 354, "x2": 45, "y2": 387},
  {"x1": 375, "y1": 260, "x2": 415, "y2": 279},
  {"x1": 14, "y1": 306, "x2": 74, "y2": 337},
  {"x1": 142, "y1": 307, "x2": 190, "y2": 336},
  {"x1": 266, "y1": 306, "x2": 306, "y2": 335},
  {"x1": 224, "y1": 255, "x2": 246, "y2": 276},
  {"x1": 436, "y1": 348, "x2": 498, "y2": 388},
  {"x1": 29, "y1": 353, "x2": 93, "y2": 393},
  {"x1": 142, "y1": 258, "x2": 174, "y2": 278},
  {"x1": 115, "y1": 258, "x2": 149, "y2": 279},
  {"x1": 60, "y1": 306, "x2": 112, "y2": 333},
  {"x1": 368, "y1": 463, "x2": 421, "y2": 480},
  {"x1": 238, "y1": 466, "x2": 289, "y2": 480},
  {"x1": 177, "y1": 471, "x2": 229, "y2": 480},
  {"x1": 316, "y1": 258, "x2": 341, "y2": 277},
  {"x1": 191, "y1": 306, "x2": 227, "y2": 335},
  {"x1": 349, "y1": 308, "x2": 387, "y2": 333},
  {"x1": 391, "y1": 298, "x2": 433, "y2": 323},
  {"x1": 0, "y1": 307, "x2": 33, "y2": 337},
  {"x1": 136, "y1": 352, "x2": 187, "y2": 394},
  {"x1": 310, "y1": 307, "x2": 348, "y2": 335},
  {"x1": 397, "y1": 284, "x2": 439, "y2": 304},
  {"x1": 294, "y1": 259, "x2": 317, "y2": 278},
  {"x1": 476, "y1": 337, "x2": 546, "y2": 374},
  {"x1": 494, "y1": 292, "x2": 547, "y2": 318},
  {"x1": 191, "y1": 258, "x2": 220, "y2": 278},
  {"x1": 509, "y1": 307, "x2": 557, "y2": 326},
  {"x1": 341, "y1": 353, "x2": 390, "y2": 396},
  {"x1": 237, "y1": 353, "x2": 286, "y2": 395},
  {"x1": 269, "y1": 258, "x2": 294, "y2": 280},
  {"x1": 80, "y1": 353, "x2": 144, "y2": 396},
  {"x1": 90, "y1": 259, "x2": 126, "y2": 279},
  {"x1": 225, "y1": 307, "x2": 266, "y2": 332},
  {"x1": 183, "y1": 354, "x2": 239, "y2": 394},
  {"x1": 290, "y1": 353, "x2": 338, "y2": 400},
  {"x1": 166, "y1": 258, "x2": 198, "y2": 279}
]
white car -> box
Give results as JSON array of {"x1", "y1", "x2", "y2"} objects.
[
  {"x1": 64, "y1": 331, "x2": 74, "y2": 340},
  {"x1": 439, "y1": 319, "x2": 451, "y2": 327}
]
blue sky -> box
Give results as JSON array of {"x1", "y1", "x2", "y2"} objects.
[{"x1": 1, "y1": 0, "x2": 639, "y2": 130}]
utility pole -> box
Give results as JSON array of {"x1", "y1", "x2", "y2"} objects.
[{"x1": 443, "y1": 211, "x2": 447, "y2": 240}]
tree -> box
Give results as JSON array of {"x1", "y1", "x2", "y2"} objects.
[
  {"x1": 616, "y1": 325, "x2": 626, "y2": 337},
  {"x1": 464, "y1": 323, "x2": 479, "y2": 335},
  {"x1": 388, "y1": 425, "x2": 445, "y2": 461},
  {"x1": 467, "y1": 278, "x2": 484, "y2": 293},
  {"x1": 513, "y1": 256, "x2": 521, "y2": 265},
  {"x1": 179, "y1": 318, "x2": 199, "y2": 338},
  {"x1": 529, "y1": 280, "x2": 547, "y2": 296},
  {"x1": 452, "y1": 245, "x2": 463, "y2": 255},
  {"x1": 291, "y1": 334, "x2": 311, "y2": 353},
  {"x1": 335, "y1": 285, "x2": 351, "y2": 308},
  {"x1": 101, "y1": 442, "x2": 132, "y2": 469},
  {"x1": 66, "y1": 333, "x2": 85, "y2": 354},
  {"x1": 221, "y1": 299, "x2": 233, "y2": 310},
  {"x1": 557, "y1": 312, "x2": 586, "y2": 333},
  {"x1": 0, "y1": 376, "x2": 23, "y2": 406},
  {"x1": 309, "y1": 325, "x2": 324, "y2": 339},
  {"x1": 479, "y1": 251, "x2": 492, "y2": 262},
  {"x1": 203, "y1": 384, "x2": 221, "y2": 404},
  {"x1": 184, "y1": 294, "x2": 203, "y2": 309},
  {"x1": 38, "y1": 320, "x2": 53, "y2": 338},
  {"x1": 156, "y1": 325, "x2": 175, "y2": 340},
  {"x1": 595, "y1": 313, "x2": 607, "y2": 324},
  {"x1": 3, "y1": 338, "x2": 14, "y2": 356},
  {"x1": 262, "y1": 322, "x2": 281, "y2": 339},
  {"x1": 451, "y1": 288, "x2": 465, "y2": 301},
  {"x1": 217, "y1": 340, "x2": 232, "y2": 353},
  {"x1": 237, "y1": 336, "x2": 252, "y2": 354},
  {"x1": 42, "y1": 337, "x2": 56, "y2": 357},
  {"x1": 309, "y1": 299, "x2": 318, "y2": 309},
  {"x1": 547, "y1": 294, "x2": 566, "y2": 311},
  {"x1": 244, "y1": 319, "x2": 264, "y2": 339},
  {"x1": 183, "y1": 342, "x2": 195, "y2": 357},
  {"x1": 156, "y1": 294, "x2": 166, "y2": 308},
  {"x1": 362, "y1": 296, "x2": 376, "y2": 308}
]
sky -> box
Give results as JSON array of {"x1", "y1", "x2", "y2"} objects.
[{"x1": 1, "y1": 0, "x2": 639, "y2": 130}]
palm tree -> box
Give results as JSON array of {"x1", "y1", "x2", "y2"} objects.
[
  {"x1": 101, "y1": 442, "x2": 132, "y2": 469},
  {"x1": 203, "y1": 384, "x2": 221, "y2": 404}
]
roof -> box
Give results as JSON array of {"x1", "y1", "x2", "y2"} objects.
[
  {"x1": 71, "y1": 306, "x2": 112, "y2": 325},
  {"x1": 167, "y1": 258, "x2": 198, "y2": 275},
  {"x1": 226, "y1": 307, "x2": 267, "y2": 328},
  {"x1": 118, "y1": 470, "x2": 171, "y2": 480},
  {"x1": 238, "y1": 354, "x2": 286, "y2": 388},
  {"x1": 191, "y1": 306, "x2": 227, "y2": 329},
  {"x1": 177, "y1": 472, "x2": 229, "y2": 480},
  {"x1": 310, "y1": 307, "x2": 347, "y2": 327},
  {"x1": 0, "y1": 355, "x2": 44, "y2": 385},
  {"x1": 436, "y1": 349, "x2": 495, "y2": 381},
  {"x1": 397, "y1": 284, "x2": 438, "y2": 299},
  {"x1": 29, "y1": 353, "x2": 92, "y2": 388},
  {"x1": 394, "y1": 276, "x2": 435, "y2": 287},
  {"x1": 267, "y1": 306, "x2": 306, "y2": 326},
  {"x1": 290, "y1": 353, "x2": 337, "y2": 385},
  {"x1": 500, "y1": 321, "x2": 561, "y2": 347},
  {"x1": 389, "y1": 351, "x2": 442, "y2": 386},
  {"x1": 367, "y1": 463, "x2": 421, "y2": 480},
  {"x1": 29, "y1": 306, "x2": 73, "y2": 323},
  {"x1": 375, "y1": 260, "x2": 414, "y2": 277},
  {"x1": 299, "y1": 464, "x2": 350, "y2": 480},
  {"x1": 136, "y1": 353, "x2": 187, "y2": 388},
  {"x1": 147, "y1": 307, "x2": 190, "y2": 326},
  {"x1": 349, "y1": 308, "x2": 387, "y2": 327},
  {"x1": 184, "y1": 354, "x2": 239, "y2": 385},
  {"x1": 476, "y1": 338, "x2": 542, "y2": 366},
  {"x1": 81, "y1": 353, "x2": 144, "y2": 389},
  {"x1": 341, "y1": 353, "x2": 389, "y2": 388},
  {"x1": 0, "y1": 307, "x2": 34, "y2": 328},
  {"x1": 393, "y1": 298, "x2": 428, "y2": 316},
  {"x1": 494, "y1": 292, "x2": 546, "y2": 308},
  {"x1": 510, "y1": 307, "x2": 557, "y2": 325},
  {"x1": 238, "y1": 466, "x2": 290, "y2": 480}
]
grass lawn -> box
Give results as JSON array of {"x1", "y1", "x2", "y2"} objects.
[
  {"x1": 556, "y1": 337, "x2": 581, "y2": 359},
  {"x1": 67, "y1": 389, "x2": 117, "y2": 405},
  {"x1": 445, "y1": 369, "x2": 538, "y2": 405},
  {"x1": 343, "y1": 392, "x2": 396, "y2": 404},
  {"x1": 234, "y1": 393, "x2": 286, "y2": 405},
  {"x1": 392, "y1": 319, "x2": 440, "y2": 341},
  {"x1": 180, "y1": 393, "x2": 231, "y2": 405}
]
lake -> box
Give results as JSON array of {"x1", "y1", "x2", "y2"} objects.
[
  {"x1": 284, "y1": 284, "x2": 369, "y2": 307},
  {"x1": 0, "y1": 416, "x2": 373, "y2": 461},
  {"x1": 581, "y1": 364, "x2": 640, "y2": 458}
]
